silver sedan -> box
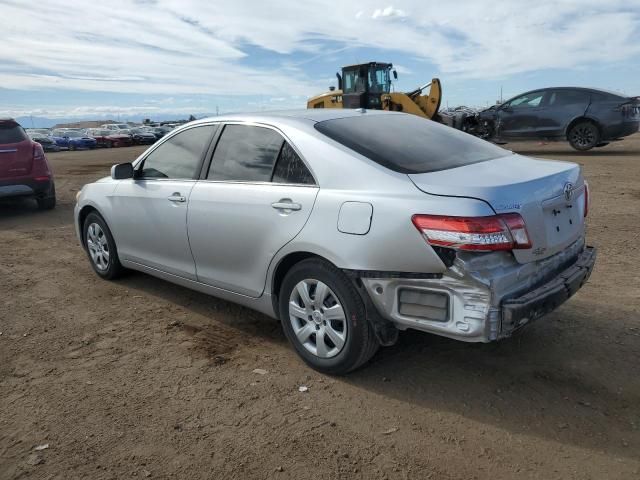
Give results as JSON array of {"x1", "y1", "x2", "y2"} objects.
[{"x1": 75, "y1": 110, "x2": 596, "y2": 374}]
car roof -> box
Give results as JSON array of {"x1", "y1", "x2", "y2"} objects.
[
  {"x1": 190, "y1": 108, "x2": 392, "y2": 128},
  {"x1": 507, "y1": 86, "x2": 627, "y2": 100}
]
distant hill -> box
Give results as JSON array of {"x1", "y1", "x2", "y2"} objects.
[
  {"x1": 52, "y1": 120, "x2": 121, "y2": 129},
  {"x1": 15, "y1": 114, "x2": 210, "y2": 128}
]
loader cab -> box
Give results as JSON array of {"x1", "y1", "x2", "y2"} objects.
[{"x1": 338, "y1": 62, "x2": 395, "y2": 110}]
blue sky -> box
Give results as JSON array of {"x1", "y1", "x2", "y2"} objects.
[{"x1": 1, "y1": 0, "x2": 639, "y2": 125}]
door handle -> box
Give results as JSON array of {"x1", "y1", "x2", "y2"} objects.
[
  {"x1": 271, "y1": 200, "x2": 302, "y2": 211},
  {"x1": 167, "y1": 193, "x2": 186, "y2": 203}
]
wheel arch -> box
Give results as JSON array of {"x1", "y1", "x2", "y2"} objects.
[
  {"x1": 565, "y1": 116, "x2": 602, "y2": 139},
  {"x1": 78, "y1": 204, "x2": 104, "y2": 246},
  {"x1": 270, "y1": 251, "x2": 334, "y2": 317}
]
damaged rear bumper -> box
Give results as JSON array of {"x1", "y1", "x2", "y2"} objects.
[
  {"x1": 360, "y1": 240, "x2": 596, "y2": 343},
  {"x1": 501, "y1": 246, "x2": 596, "y2": 336}
]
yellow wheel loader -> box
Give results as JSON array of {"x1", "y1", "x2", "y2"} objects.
[{"x1": 307, "y1": 62, "x2": 442, "y2": 120}]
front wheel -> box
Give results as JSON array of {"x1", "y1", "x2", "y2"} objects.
[
  {"x1": 83, "y1": 212, "x2": 124, "y2": 280},
  {"x1": 279, "y1": 258, "x2": 379, "y2": 375},
  {"x1": 568, "y1": 121, "x2": 600, "y2": 151}
]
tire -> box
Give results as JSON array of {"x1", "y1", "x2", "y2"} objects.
[
  {"x1": 568, "y1": 121, "x2": 600, "y2": 151},
  {"x1": 83, "y1": 212, "x2": 124, "y2": 280},
  {"x1": 69, "y1": 143, "x2": 75, "y2": 151},
  {"x1": 279, "y1": 258, "x2": 379, "y2": 375},
  {"x1": 36, "y1": 184, "x2": 56, "y2": 210},
  {"x1": 107, "y1": 141, "x2": 113, "y2": 148}
]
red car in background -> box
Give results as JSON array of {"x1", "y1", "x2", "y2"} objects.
[
  {"x1": 0, "y1": 118, "x2": 56, "y2": 209},
  {"x1": 87, "y1": 129, "x2": 133, "y2": 148}
]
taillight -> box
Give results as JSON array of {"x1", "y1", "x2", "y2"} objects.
[
  {"x1": 33, "y1": 142, "x2": 45, "y2": 161},
  {"x1": 31, "y1": 142, "x2": 51, "y2": 180},
  {"x1": 412, "y1": 213, "x2": 532, "y2": 251},
  {"x1": 583, "y1": 180, "x2": 589, "y2": 218}
]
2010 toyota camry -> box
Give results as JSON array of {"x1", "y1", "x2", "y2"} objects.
[{"x1": 74, "y1": 110, "x2": 596, "y2": 374}]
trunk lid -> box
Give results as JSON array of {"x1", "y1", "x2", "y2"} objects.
[
  {"x1": 408, "y1": 154, "x2": 585, "y2": 263},
  {"x1": 0, "y1": 120, "x2": 33, "y2": 179}
]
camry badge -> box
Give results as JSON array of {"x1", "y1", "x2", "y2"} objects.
[{"x1": 563, "y1": 182, "x2": 574, "y2": 201}]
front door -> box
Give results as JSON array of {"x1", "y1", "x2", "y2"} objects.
[
  {"x1": 187, "y1": 124, "x2": 319, "y2": 297},
  {"x1": 111, "y1": 124, "x2": 217, "y2": 279},
  {"x1": 496, "y1": 90, "x2": 547, "y2": 139}
]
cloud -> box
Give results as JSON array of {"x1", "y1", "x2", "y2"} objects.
[
  {"x1": 372, "y1": 6, "x2": 407, "y2": 19},
  {"x1": 0, "y1": 0, "x2": 638, "y2": 102}
]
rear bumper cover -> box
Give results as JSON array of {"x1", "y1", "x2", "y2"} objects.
[
  {"x1": 360, "y1": 241, "x2": 596, "y2": 343},
  {"x1": 0, "y1": 178, "x2": 53, "y2": 198},
  {"x1": 500, "y1": 246, "x2": 596, "y2": 336},
  {"x1": 602, "y1": 121, "x2": 639, "y2": 140}
]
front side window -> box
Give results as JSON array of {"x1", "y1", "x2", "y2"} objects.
[
  {"x1": 508, "y1": 91, "x2": 545, "y2": 108},
  {"x1": 208, "y1": 125, "x2": 283, "y2": 182},
  {"x1": 139, "y1": 125, "x2": 215, "y2": 179}
]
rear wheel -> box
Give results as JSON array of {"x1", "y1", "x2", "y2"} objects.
[
  {"x1": 568, "y1": 121, "x2": 600, "y2": 151},
  {"x1": 36, "y1": 184, "x2": 56, "y2": 210},
  {"x1": 279, "y1": 258, "x2": 379, "y2": 375},
  {"x1": 83, "y1": 212, "x2": 124, "y2": 280}
]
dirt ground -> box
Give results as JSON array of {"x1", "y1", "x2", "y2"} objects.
[{"x1": 1, "y1": 135, "x2": 639, "y2": 480}]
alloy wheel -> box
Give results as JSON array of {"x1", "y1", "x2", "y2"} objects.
[
  {"x1": 570, "y1": 124, "x2": 596, "y2": 149},
  {"x1": 86, "y1": 222, "x2": 110, "y2": 271},
  {"x1": 288, "y1": 279, "x2": 348, "y2": 359}
]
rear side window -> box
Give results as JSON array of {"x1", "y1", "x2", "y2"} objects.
[
  {"x1": 549, "y1": 90, "x2": 591, "y2": 106},
  {"x1": 140, "y1": 125, "x2": 215, "y2": 179},
  {"x1": 272, "y1": 142, "x2": 315, "y2": 185},
  {"x1": 0, "y1": 122, "x2": 27, "y2": 144},
  {"x1": 208, "y1": 125, "x2": 283, "y2": 182},
  {"x1": 314, "y1": 114, "x2": 509, "y2": 174}
]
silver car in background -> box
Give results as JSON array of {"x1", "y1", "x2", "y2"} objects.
[{"x1": 75, "y1": 110, "x2": 596, "y2": 374}]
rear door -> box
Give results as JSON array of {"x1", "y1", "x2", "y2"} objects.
[
  {"x1": 111, "y1": 124, "x2": 217, "y2": 279},
  {"x1": 187, "y1": 123, "x2": 318, "y2": 297},
  {"x1": 496, "y1": 90, "x2": 547, "y2": 138},
  {"x1": 0, "y1": 121, "x2": 33, "y2": 179},
  {"x1": 536, "y1": 89, "x2": 591, "y2": 137}
]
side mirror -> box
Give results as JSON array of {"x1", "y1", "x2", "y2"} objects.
[
  {"x1": 111, "y1": 162, "x2": 134, "y2": 180},
  {"x1": 500, "y1": 105, "x2": 512, "y2": 112},
  {"x1": 393, "y1": 70, "x2": 398, "y2": 80}
]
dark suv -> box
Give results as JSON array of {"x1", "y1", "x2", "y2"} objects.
[
  {"x1": 478, "y1": 87, "x2": 640, "y2": 151},
  {"x1": 0, "y1": 119, "x2": 56, "y2": 209}
]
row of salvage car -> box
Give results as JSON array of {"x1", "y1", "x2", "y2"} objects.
[{"x1": 24, "y1": 124, "x2": 178, "y2": 152}]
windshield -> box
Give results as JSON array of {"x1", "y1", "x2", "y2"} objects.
[
  {"x1": 315, "y1": 113, "x2": 510, "y2": 174},
  {"x1": 367, "y1": 65, "x2": 391, "y2": 93}
]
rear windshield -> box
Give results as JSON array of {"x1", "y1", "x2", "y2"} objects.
[
  {"x1": 314, "y1": 114, "x2": 509, "y2": 174},
  {"x1": 0, "y1": 122, "x2": 27, "y2": 144}
]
